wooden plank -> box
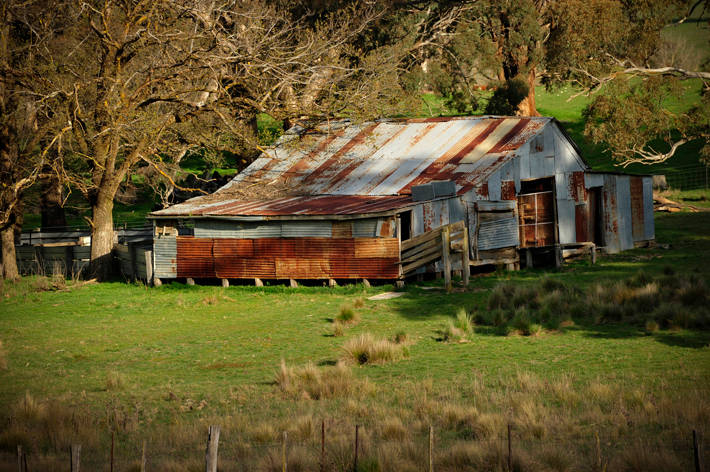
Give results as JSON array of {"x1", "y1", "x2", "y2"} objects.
[
  {"x1": 400, "y1": 244, "x2": 441, "y2": 265},
  {"x1": 442, "y1": 227, "x2": 452, "y2": 292},
  {"x1": 401, "y1": 226, "x2": 443, "y2": 251},
  {"x1": 144, "y1": 250, "x2": 153, "y2": 284},
  {"x1": 449, "y1": 220, "x2": 465, "y2": 232},
  {"x1": 402, "y1": 251, "x2": 442, "y2": 274},
  {"x1": 461, "y1": 226, "x2": 470, "y2": 286},
  {"x1": 401, "y1": 236, "x2": 441, "y2": 260}
]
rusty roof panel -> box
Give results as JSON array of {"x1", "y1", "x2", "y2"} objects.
[{"x1": 153, "y1": 116, "x2": 551, "y2": 218}]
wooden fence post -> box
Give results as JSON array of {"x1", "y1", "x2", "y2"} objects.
[
  {"x1": 461, "y1": 227, "x2": 470, "y2": 287},
  {"x1": 145, "y1": 250, "x2": 153, "y2": 286},
  {"x1": 129, "y1": 243, "x2": 137, "y2": 282},
  {"x1": 507, "y1": 424, "x2": 512, "y2": 472},
  {"x1": 429, "y1": 425, "x2": 434, "y2": 472},
  {"x1": 205, "y1": 425, "x2": 220, "y2": 472},
  {"x1": 353, "y1": 425, "x2": 359, "y2": 472},
  {"x1": 17, "y1": 445, "x2": 23, "y2": 472},
  {"x1": 694, "y1": 429, "x2": 702, "y2": 472},
  {"x1": 141, "y1": 440, "x2": 147, "y2": 472},
  {"x1": 282, "y1": 431, "x2": 288, "y2": 472},
  {"x1": 321, "y1": 420, "x2": 326, "y2": 472},
  {"x1": 70, "y1": 444, "x2": 81, "y2": 472},
  {"x1": 441, "y1": 227, "x2": 451, "y2": 292}
]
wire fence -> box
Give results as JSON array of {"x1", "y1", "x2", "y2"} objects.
[
  {"x1": 663, "y1": 164, "x2": 710, "y2": 191},
  {"x1": 4, "y1": 422, "x2": 707, "y2": 472}
]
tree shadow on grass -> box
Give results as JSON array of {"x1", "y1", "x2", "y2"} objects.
[{"x1": 653, "y1": 331, "x2": 710, "y2": 349}]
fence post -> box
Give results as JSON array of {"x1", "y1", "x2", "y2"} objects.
[
  {"x1": 205, "y1": 425, "x2": 220, "y2": 472},
  {"x1": 321, "y1": 420, "x2": 326, "y2": 472},
  {"x1": 694, "y1": 429, "x2": 702, "y2": 472},
  {"x1": 353, "y1": 425, "x2": 359, "y2": 472},
  {"x1": 282, "y1": 431, "x2": 288, "y2": 472},
  {"x1": 70, "y1": 444, "x2": 81, "y2": 472},
  {"x1": 461, "y1": 226, "x2": 470, "y2": 287},
  {"x1": 110, "y1": 430, "x2": 115, "y2": 472},
  {"x1": 429, "y1": 425, "x2": 434, "y2": 472},
  {"x1": 442, "y1": 227, "x2": 451, "y2": 292},
  {"x1": 507, "y1": 424, "x2": 512, "y2": 472},
  {"x1": 17, "y1": 445, "x2": 23, "y2": 472},
  {"x1": 145, "y1": 250, "x2": 153, "y2": 286},
  {"x1": 141, "y1": 440, "x2": 147, "y2": 472}
]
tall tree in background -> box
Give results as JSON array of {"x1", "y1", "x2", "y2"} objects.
[
  {"x1": 0, "y1": 1, "x2": 69, "y2": 280},
  {"x1": 545, "y1": 0, "x2": 710, "y2": 166}
]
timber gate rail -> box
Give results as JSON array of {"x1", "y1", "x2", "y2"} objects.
[{"x1": 399, "y1": 220, "x2": 470, "y2": 291}]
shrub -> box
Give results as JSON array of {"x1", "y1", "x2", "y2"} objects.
[
  {"x1": 644, "y1": 320, "x2": 659, "y2": 334},
  {"x1": 336, "y1": 305, "x2": 360, "y2": 325},
  {"x1": 341, "y1": 333, "x2": 408, "y2": 365}
]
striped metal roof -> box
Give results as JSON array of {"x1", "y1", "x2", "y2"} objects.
[{"x1": 152, "y1": 116, "x2": 550, "y2": 217}]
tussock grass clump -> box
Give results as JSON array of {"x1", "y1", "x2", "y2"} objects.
[
  {"x1": 353, "y1": 297, "x2": 365, "y2": 308},
  {"x1": 341, "y1": 333, "x2": 408, "y2": 365},
  {"x1": 335, "y1": 304, "x2": 360, "y2": 324},
  {"x1": 275, "y1": 360, "x2": 365, "y2": 399},
  {"x1": 105, "y1": 371, "x2": 127, "y2": 391},
  {"x1": 332, "y1": 321, "x2": 345, "y2": 337},
  {"x1": 0, "y1": 341, "x2": 7, "y2": 370},
  {"x1": 391, "y1": 330, "x2": 408, "y2": 344},
  {"x1": 14, "y1": 391, "x2": 47, "y2": 422},
  {"x1": 442, "y1": 308, "x2": 474, "y2": 342}
]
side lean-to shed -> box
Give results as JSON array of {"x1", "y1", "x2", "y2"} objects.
[{"x1": 148, "y1": 116, "x2": 654, "y2": 283}]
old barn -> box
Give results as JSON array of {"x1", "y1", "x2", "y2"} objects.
[{"x1": 148, "y1": 116, "x2": 654, "y2": 285}]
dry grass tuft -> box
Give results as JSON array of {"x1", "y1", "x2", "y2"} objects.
[
  {"x1": 335, "y1": 304, "x2": 360, "y2": 324},
  {"x1": 379, "y1": 416, "x2": 407, "y2": 441},
  {"x1": 14, "y1": 391, "x2": 47, "y2": 422},
  {"x1": 353, "y1": 297, "x2": 365, "y2": 308},
  {"x1": 341, "y1": 333, "x2": 408, "y2": 365},
  {"x1": 105, "y1": 370, "x2": 127, "y2": 391},
  {"x1": 275, "y1": 360, "x2": 366, "y2": 399},
  {"x1": 332, "y1": 321, "x2": 345, "y2": 337},
  {"x1": 0, "y1": 341, "x2": 7, "y2": 370}
]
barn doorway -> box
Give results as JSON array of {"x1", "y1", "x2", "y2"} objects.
[
  {"x1": 517, "y1": 178, "x2": 556, "y2": 248},
  {"x1": 399, "y1": 210, "x2": 412, "y2": 241},
  {"x1": 588, "y1": 187, "x2": 604, "y2": 246}
]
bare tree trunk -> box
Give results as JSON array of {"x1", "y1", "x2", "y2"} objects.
[
  {"x1": 517, "y1": 68, "x2": 539, "y2": 116},
  {"x1": 1, "y1": 224, "x2": 18, "y2": 280},
  {"x1": 89, "y1": 192, "x2": 115, "y2": 280},
  {"x1": 40, "y1": 168, "x2": 66, "y2": 231}
]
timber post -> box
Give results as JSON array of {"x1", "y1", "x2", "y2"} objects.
[
  {"x1": 461, "y1": 226, "x2": 470, "y2": 287},
  {"x1": 442, "y1": 227, "x2": 452, "y2": 292},
  {"x1": 205, "y1": 425, "x2": 220, "y2": 472}
]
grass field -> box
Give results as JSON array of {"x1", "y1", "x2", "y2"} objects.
[{"x1": 1, "y1": 212, "x2": 709, "y2": 470}]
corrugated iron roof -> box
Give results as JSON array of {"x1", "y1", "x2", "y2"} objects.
[
  {"x1": 152, "y1": 195, "x2": 416, "y2": 217},
  {"x1": 152, "y1": 116, "x2": 551, "y2": 218}
]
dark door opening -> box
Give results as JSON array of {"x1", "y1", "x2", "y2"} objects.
[
  {"x1": 399, "y1": 211, "x2": 412, "y2": 241},
  {"x1": 518, "y1": 178, "x2": 556, "y2": 247},
  {"x1": 588, "y1": 187, "x2": 604, "y2": 246}
]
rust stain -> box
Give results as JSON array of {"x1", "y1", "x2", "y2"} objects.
[
  {"x1": 569, "y1": 171, "x2": 587, "y2": 203},
  {"x1": 630, "y1": 176, "x2": 644, "y2": 241},
  {"x1": 476, "y1": 182, "x2": 489, "y2": 198},
  {"x1": 284, "y1": 129, "x2": 344, "y2": 175},
  {"x1": 301, "y1": 123, "x2": 379, "y2": 185},
  {"x1": 488, "y1": 119, "x2": 530, "y2": 153},
  {"x1": 575, "y1": 205, "x2": 589, "y2": 242},
  {"x1": 501, "y1": 180, "x2": 516, "y2": 200},
  {"x1": 332, "y1": 221, "x2": 352, "y2": 238}
]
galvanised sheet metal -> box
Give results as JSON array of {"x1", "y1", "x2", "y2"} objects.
[
  {"x1": 629, "y1": 176, "x2": 647, "y2": 242},
  {"x1": 153, "y1": 195, "x2": 415, "y2": 218},
  {"x1": 194, "y1": 220, "x2": 281, "y2": 239},
  {"x1": 153, "y1": 237, "x2": 177, "y2": 278},
  {"x1": 352, "y1": 218, "x2": 378, "y2": 237},
  {"x1": 179, "y1": 236, "x2": 399, "y2": 279},
  {"x1": 642, "y1": 176, "x2": 655, "y2": 241},
  {"x1": 152, "y1": 117, "x2": 551, "y2": 218},
  {"x1": 281, "y1": 221, "x2": 332, "y2": 238},
  {"x1": 478, "y1": 218, "x2": 519, "y2": 250}
]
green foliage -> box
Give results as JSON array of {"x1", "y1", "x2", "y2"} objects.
[{"x1": 484, "y1": 78, "x2": 530, "y2": 115}]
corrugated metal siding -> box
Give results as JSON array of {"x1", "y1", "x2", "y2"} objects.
[
  {"x1": 642, "y1": 176, "x2": 655, "y2": 241},
  {"x1": 602, "y1": 175, "x2": 620, "y2": 253},
  {"x1": 281, "y1": 221, "x2": 332, "y2": 238},
  {"x1": 630, "y1": 176, "x2": 645, "y2": 242},
  {"x1": 177, "y1": 237, "x2": 399, "y2": 279},
  {"x1": 479, "y1": 218, "x2": 518, "y2": 250},
  {"x1": 154, "y1": 237, "x2": 177, "y2": 278},
  {"x1": 194, "y1": 220, "x2": 281, "y2": 238},
  {"x1": 353, "y1": 219, "x2": 379, "y2": 237},
  {"x1": 616, "y1": 175, "x2": 634, "y2": 251}
]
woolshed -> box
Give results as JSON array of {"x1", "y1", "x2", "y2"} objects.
[{"x1": 148, "y1": 116, "x2": 655, "y2": 285}]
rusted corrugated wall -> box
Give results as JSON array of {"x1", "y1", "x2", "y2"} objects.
[{"x1": 175, "y1": 236, "x2": 400, "y2": 279}]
